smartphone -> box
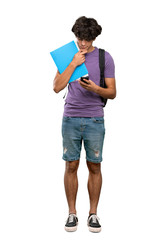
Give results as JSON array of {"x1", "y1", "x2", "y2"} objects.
[{"x1": 80, "y1": 76, "x2": 89, "y2": 84}]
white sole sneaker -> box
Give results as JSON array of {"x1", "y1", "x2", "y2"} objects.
[
  {"x1": 64, "y1": 213, "x2": 78, "y2": 232},
  {"x1": 65, "y1": 225, "x2": 78, "y2": 232},
  {"x1": 88, "y1": 226, "x2": 101, "y2": 233}
]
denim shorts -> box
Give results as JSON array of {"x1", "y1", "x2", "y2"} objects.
[{"x1": 62, "y1": 117, "x2": 105, "y2": 163}]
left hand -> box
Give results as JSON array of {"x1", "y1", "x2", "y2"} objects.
[{"x1": 78, "y1": 79, "x2": 98, "y2": 93}]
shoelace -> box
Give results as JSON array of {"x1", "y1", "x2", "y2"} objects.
[
  {"x1": 68, "y1": 214, "x2": 76, "y2": 223},
  {"x1": 88, "y1": 214, "x2": 100, "y2": 223}
]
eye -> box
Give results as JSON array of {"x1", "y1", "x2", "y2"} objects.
[{"x1": 77, "y1": 37, "x2": 83, "y2": 41}]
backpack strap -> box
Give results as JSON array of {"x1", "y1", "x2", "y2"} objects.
[
  {"x1": 99, "y1": 48, "x2": 108, "y2": 107},
  {"x1": 99, "y1": 49, "x2": 105, "y2": 88}
]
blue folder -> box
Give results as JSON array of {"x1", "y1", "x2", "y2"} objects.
[{"x1": 50, "y1": 41, "x2": 88, "y2": 83}]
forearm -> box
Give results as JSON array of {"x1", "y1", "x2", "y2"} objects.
[
  {"x1": 53, "y1": 61, "x2": 76, "y2": 93},
  {"x1": 94, "y1": 85, "x2": 116, "y2": 99}
]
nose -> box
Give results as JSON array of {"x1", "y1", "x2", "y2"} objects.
[{"x1": 81, "y1": 40, "x2": 86, "y2": 46}]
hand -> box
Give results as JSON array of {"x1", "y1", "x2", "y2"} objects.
[
  {"x1": 72, "y1": 50, "x2": 87, "y2": 67},
  {"x1": 78, "y1": 79, "x2": 98, "y2": 93}
]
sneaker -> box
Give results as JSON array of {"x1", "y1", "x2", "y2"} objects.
[
  {"x1": 87, "y1": 214, "x2": 101, "y2": 233},
  {"x1": 65, "y1": 213, "x2": 78, "y2": 232}
]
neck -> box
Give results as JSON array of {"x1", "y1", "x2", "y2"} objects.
[{"x1": 87, "y1": 45, "x2": 95, "y2": 53}]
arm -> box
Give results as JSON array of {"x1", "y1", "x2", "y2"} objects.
[
  {"x1": 95, "y1": 77, "x2": 116, "y2": 99},
  {"x1": 78, "y1": 77, "x2": 116, "y2": 99},
  {"x1": 53, "y1": 50, "x2": 87, "y2": 93},
  {"x1": 53, "y1": 63, "x2": 76, "y2": 93}
]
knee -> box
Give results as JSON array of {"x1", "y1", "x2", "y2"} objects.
[
  {"x1": 87, "y1": 161, "x2": 101, "y2": 174},
  {"x1": 65, "y1": 160, "x2": 79, "y2": 174}
]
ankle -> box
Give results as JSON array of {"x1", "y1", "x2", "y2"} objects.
[
  {"x1": 89, "y1": 208, "x2": 97, "y2": 213},
  {"x1": 69, "y1": 210, "x2": 77, "y2": 215},
  {"x1": 89, "y1": 211, "x2": 97, "y2": 216}
]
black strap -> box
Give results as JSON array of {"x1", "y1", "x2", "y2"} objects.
[
  {"x1": 99, "y1": 48, "x2": 107, "y2": 107},
  {"x1": 99, "y1": 48, "x2": 105, "y2": 87}
]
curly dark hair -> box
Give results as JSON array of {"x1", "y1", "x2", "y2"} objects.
[{"x1": 71, "y1": 16, "x2": 102, "y2": 41}]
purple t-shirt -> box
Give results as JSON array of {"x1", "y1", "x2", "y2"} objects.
[{"x1": 63, "y1": 47, "x2": 115, "y2": 117}]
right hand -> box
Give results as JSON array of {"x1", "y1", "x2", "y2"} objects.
[{"x1": 72, "y1": 50, "x2": 87, "y2": 67}]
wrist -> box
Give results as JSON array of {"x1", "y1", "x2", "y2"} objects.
[
  {"x1": 70, "y1": 60, "x2": 77, "y2": 68},
  {"x1": 94, "y1": 85, "x2": 100, "y2": 94}
]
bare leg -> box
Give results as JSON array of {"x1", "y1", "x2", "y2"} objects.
[
  {"x1": 64, "y1": 160, "x2": 79, "y2": 214},
  {"x1": 87, "y1": 161, "x2": 102, "y2": 215}
]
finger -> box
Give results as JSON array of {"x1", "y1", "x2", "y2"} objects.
[
  {"x1": 80, "y1": 84, "x2": 88, "y2": 89},
  {"x1": 80, "y1": 81, "x2": 89, "y2": 86},
  {"x1": 78, "y1": 79, "x2": 86, "y2": 86},
  {"x1": 80, "y1": 49, "x2": 87, "y2": 55},
  {"x1": 78, "y1": 80, "x2": 85, "y2": 86}
]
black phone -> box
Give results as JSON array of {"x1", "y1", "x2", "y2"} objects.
[{"x1": 80, "y1": 76, "x2": 89, "y2": 84}]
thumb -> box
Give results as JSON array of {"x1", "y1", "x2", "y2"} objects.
[{"x1": 80, "y1": 49, "x2": 87, "y2": 54}]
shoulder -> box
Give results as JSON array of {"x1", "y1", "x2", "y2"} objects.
[
  {"x1": 104, "y1": 51, "x2": 115, "y2": 67},
  {"x1": 105, "y1": 50, "x2": 114, "y2": 62},
  {"x1": 97, "y1": 47, "x2": 114, "y2": 63},
  {"x1": 96, "y1": 47, "x2": 115, "y2": 77}
]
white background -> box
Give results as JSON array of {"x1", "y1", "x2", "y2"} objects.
[{"x1": 0, "y1": 0, "x2": 160, "y2": 239}]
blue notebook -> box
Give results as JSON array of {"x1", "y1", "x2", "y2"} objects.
[{"x1": 50, "y1": 41, "x2": 88, "y2": 83}]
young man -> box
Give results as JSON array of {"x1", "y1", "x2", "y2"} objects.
[{"x1": 53, "y1": 16, "x2": 116, "y2": 233}]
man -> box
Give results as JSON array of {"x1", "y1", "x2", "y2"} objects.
[{"x1": 53, "y1": 16, "x2": 116, "y2": 233}]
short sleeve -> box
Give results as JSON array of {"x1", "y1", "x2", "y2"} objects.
[{"x1": 104, "y1": 52, "x2": 115, "y2": 78}]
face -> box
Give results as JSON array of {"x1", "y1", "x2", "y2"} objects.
[{"x1": 76, "y1": 38, "x2": 95, "y2": 52}]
